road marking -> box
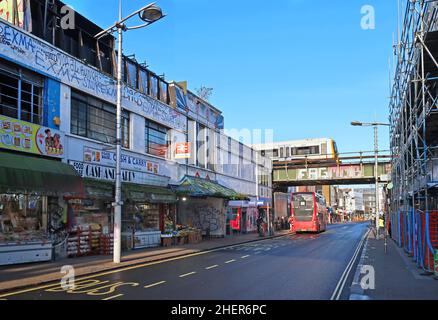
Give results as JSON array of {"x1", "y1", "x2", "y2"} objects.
[
  {"x1": 179, "y1": 272, "x2": 196, "y2": 278},
  {"x1": 225, "y1": 259, "x2": 236, "y2": 264},
  {"x1": 0, "y1": 233, "x2": 294, "y2": 299},
  {"x1": 102, "y1": 294, "x2": 124, "y2": 300},
  {"x1": 205, "y1": 265, "x2": 219, "y2": 270},
  {"x1": 144, "y1": 281, "x2": 166, "y2": 289},
  {"x1": 241, "y1": 255, "x2": 250, "y2": 259},
  {"x1": 330, "y1": 229, "x2": 370, "y2": 300}
]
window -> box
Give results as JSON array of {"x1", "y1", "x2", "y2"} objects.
[
  {"x1": 145, "y1": 119, "x2": 169, "y2": 158},
  {"x1": 296, "y1": 146, "x2": 320, "y2": 156},
  {"x1": 0, "y1": 63, "x2": 43, "y2": 125},
  {"x1": 126, "y1": 60, "x2": 138, "y2": 89},
  {"x1": 71, "y1": 91, "x2": 130, "y2": 148},
  {"x1": 273, "y1": 149, "x2": 279, "y2": 157},
  {"x1": 149, "y1": 74, "x2": 159, "y2": 99},
  {"x1": 286, "y1": 147, "x2": 290, "y2": 157},
  {"x1": 159, "y1": 79, "x2": 168, "y2": 104},
  {"x1": 280, "y1": 148, "x2": 284, "y2": 158},
  {"x1": 139, "y1": 69, "x2": 149, "y2": 94}
]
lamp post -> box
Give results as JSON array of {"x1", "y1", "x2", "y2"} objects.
[
  {"x1": 95, "y1": 1, "x2": 165, "y2": 264},
  {"x1": 351, "y1": 121, "x2": 390, "y2": 239}
]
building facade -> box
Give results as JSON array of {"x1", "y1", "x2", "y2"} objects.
[{"x1": 0, "y1": 0, "x2": 272, "y2": 265}]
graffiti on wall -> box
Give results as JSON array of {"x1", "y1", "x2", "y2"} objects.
[
  {"x1": 192, "y1": 205, "x2": 224, "y2": 236},
  {"x1": 0, "y1": 21, "x2": 187, "y2": 132},
  {"x1": 178, "y1": 198, "x2": 225, "y2": 236}
]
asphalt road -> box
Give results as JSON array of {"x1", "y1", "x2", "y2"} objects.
[{"x1": 0, "y1": 222, "x2": 369, "y2": 300}]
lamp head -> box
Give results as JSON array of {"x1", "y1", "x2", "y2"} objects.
[
  {"x1": 351, "y1": 121, "x2": 363, "y2": 127},
  {"x1": 140, "y1": 4, "x2": 163, "y2": 22}
]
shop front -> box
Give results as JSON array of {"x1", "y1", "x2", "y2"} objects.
[
  {"x1": 0, "y1": 151, "x2": 83, "y2": 265},
  {"x1": 64, "y1": 179, "x2": 114, "y2": 257},
  {"x1": 227, "y1": 200, "x2": 258, "y2": 235},
  {"x1": 121, "y1": 183, "x2": 177, "y2": 250}
]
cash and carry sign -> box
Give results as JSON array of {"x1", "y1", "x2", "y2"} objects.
[
  {"x1": 83, "y1": 146, "x2": 159, "y2": 174},
  {"x1": 0, "y1": 115, "x2": 64, "y2": 158}
]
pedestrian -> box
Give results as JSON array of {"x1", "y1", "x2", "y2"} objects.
[{"x1": 257, "y1": 216, "x2": 263, "y2": 236}]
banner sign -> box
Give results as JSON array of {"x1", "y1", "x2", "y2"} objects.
[
  {"x1": 69, "y1": 160, "x2": 169, "y2": 187},
  {"x1": 83, "y1": 146, "x2": 159, "y2": 174},
  {"x1": 175, "y1": 142, "x2": 190, "y2": 159},
  {"x1": 0, "y1": 115, "x2": 64, "y2": 158},
  {"x1": 296, "y1": 165, "x2": 363, "y2": 180},
  {"x1": 0, "y1": 21, "x2": 187, "y2": 132}
]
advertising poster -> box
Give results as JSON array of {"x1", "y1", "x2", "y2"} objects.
[{"x1": 0, "y1": 115, "x2": 64, "y2": 158}]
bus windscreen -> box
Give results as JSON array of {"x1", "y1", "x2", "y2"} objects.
[{"x1": 292, "y1": 193, "x2": 314, "y2": 221}]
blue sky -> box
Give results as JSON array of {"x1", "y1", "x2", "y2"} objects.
[{"x1": 66, "y1": 0, "x2": 396, "y2": 153}]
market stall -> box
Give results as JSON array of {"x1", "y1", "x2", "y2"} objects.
[
  {"x1": 0, "y1": 151, "x2": 83, "y2": 265},
  {"x1": 65, "y1": 179, "x2": 113, "y2": 257},
  {"x1": 173, "y1": 176, "x2": 246, "y2": 239},
  {"x1": 121, "y1": 183, "x2": 177, "y2": 250}
]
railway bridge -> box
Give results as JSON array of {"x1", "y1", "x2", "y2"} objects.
[{"x1": 272, "y1": 151, "x2": 392, "y2": 192}]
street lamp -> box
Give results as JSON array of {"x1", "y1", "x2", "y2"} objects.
[
  {"x1": 95, "y1": 1, "x2": 165, "y2": 264},
  {"x1": 351, "y1": 121, "x2": 390, "y2": 239}
]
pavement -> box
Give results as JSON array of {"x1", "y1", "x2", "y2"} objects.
[
  {"x1": 349, "y1": 228, "x2": 438, "y2": 300},
  {"x1": 0, "y1": 229, "x2": 292, "y2": 293},
  {"x1": 0, "y1": 223, "x2": 369, "y2": 300}
]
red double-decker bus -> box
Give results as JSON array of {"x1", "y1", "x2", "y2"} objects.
[{"x1": 290, "y1": 192, "x2": 328, "y2": 233}]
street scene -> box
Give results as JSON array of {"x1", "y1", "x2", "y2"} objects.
[{"x1": 0, "y1": 0, "x2": 437, "y2": 306}]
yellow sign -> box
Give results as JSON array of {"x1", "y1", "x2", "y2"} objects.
[{"x1": 0, "y1": 115, "x2": 65, "y2": 158}]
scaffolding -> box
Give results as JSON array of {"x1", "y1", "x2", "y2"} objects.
[{"x1": 389, "y1": 0, "x2": 438, "y2": 273}]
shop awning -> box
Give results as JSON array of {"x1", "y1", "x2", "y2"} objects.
[
  {"x1": 0, "y1": 152, "x2": 83, "y2": 196},
  {"x1": 123, "y1": 183, "x2": 177, "y2": 204},
  {"x1": 83, "y1": 178, "x2": 114, "y2": 199},
  {"x1": 172, "y1": 176, "x2": 248, "y2": 200}
]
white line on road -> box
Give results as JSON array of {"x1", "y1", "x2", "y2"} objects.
[
  {"x1": 241, "y1": 255, "x2": 250, "y2": 259},
  {"x1": 330, "y1": 229, "x2": 370, "y2": 300},
  {"x1": 102, "y1": 294, "x2": 124, "y2": 300},
  {"x1": 225, "y1": 259, "x2": 236, "y2": 264},
  {"x1": 205, "y1": 265, "x2": 219, "y2": 270},
  {"x1": 144, "y1": 281, "x2": 167, "y2": 289},
  {"x1": 179, "y1": 272, "x2": 197, "y2": 278},
  {"x1": 0, "y1": 233, "x2": 294, "y2": 299}
]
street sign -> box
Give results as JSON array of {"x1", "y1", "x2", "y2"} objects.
[{"x1": 175, "y1": 142, "x2": 191, "y2": 159}]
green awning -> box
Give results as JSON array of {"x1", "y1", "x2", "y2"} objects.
[
  {"x1": 123, "y1": 183, "x2": 177, "y2": 204},
  {"x1": 0, "y1": 152, "x2": 83, "y2": 196},
  {"x1": 83, "y1": 178, "x2": 114, "y2": 199},
  {"x1": 173, "y1": 176, "x2": 247, "y2": 200}
]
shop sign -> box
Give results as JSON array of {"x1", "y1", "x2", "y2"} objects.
[
  {"x1": 83, "y1": 146, "x2": 159, "y2": 174},
  {"x1": 175, "y1": 142, "x2": 190, "y2": 159},
  {"x1": 0, "y1": 115, "x2": 64, "y2": 158},
  {"x1": 69, "y1": 161, "x2": 169, "y2": 186}
]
